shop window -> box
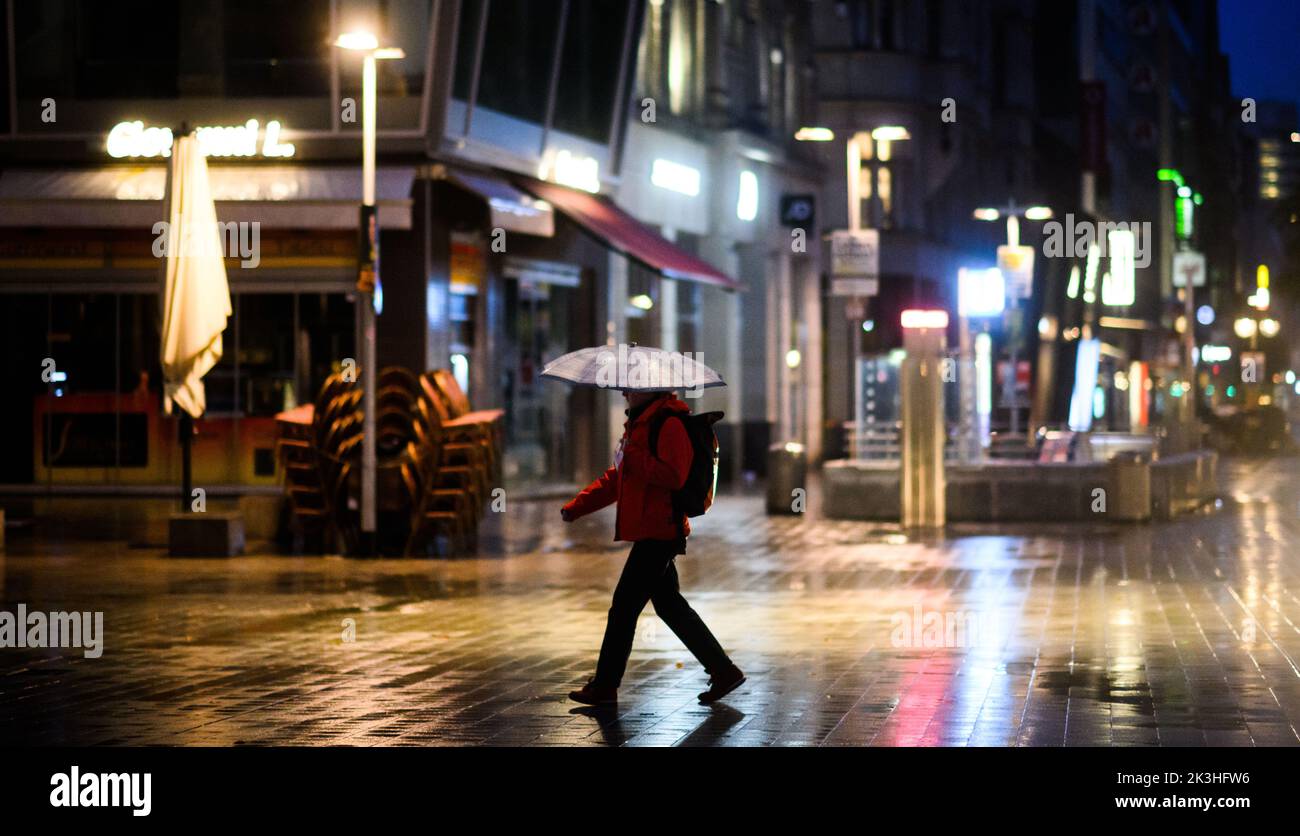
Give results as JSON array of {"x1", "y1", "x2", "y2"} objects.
[
  {"x1": 501, "y1": 275, "x2": 577, "y2": 483},
  {"x1": 44, "y1": 413, "x2": 148, "y2": 468},
  {"x1": 238, "y1": 295, "x2": 297, "y2": 416},
  {"x1": 3, "y1": 290, "x2": 353, "y2": 485},
  {"x1": 0, "y1": 294, "x2": 50, "y2": 483},
  {"x1": 119, "y1": 294, "x2": 161, "y2": 398},
  {"x1": 49, "y1": 295, "x2": 117, "y2": 394},
  {"x1": 210, "y1": 292, "x2": 354, "y2": 417},
  {"x1": 206, "y1": 317, "x2": 239, "y2": 415},
  {"x1": 298, "y1": 292, "x2": 356, "y2": 405},
  {"x1": 626, "y1": 266, "x2": 659, "y2": 349}
]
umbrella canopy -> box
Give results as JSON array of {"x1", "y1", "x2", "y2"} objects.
[
  {"x1": 160, "y1": 133, "x2": 232, "y2": 418},
  {"x1": 541, "y1": 343, "x2": 725, "y2": 392}
]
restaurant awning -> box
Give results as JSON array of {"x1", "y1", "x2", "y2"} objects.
[
  {"x1": 0, "y1": 166, "x2": 415, "y2": 230},
  {"x1": 440, "y1": 168, "x2": 555, "y2": 237},
  {"x1": 517, "y1": 178, "x2": 740, "y2": 290}
]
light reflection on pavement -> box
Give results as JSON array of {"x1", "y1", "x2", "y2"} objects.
[{"x1": 1, "y1": 458, "x2": 1298, "y2": 746}]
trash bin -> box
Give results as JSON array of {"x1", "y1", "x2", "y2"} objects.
[
  {"x1": 766, "y1": 442, "x2": 807, "y2": 515},
  {"x1": 1108, "y1": 451, "x2": 1151, "y2": 522}
]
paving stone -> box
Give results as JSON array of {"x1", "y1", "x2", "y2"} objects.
[{"x1": 1, "y1": 460, "x2": 1299, "y2": 745}]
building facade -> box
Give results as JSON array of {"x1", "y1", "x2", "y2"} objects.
[{"x1": 0, "y1": 0, "x2": 836, "y2": 505}]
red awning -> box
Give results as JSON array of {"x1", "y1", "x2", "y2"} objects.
[{"x1": 517, "y1": 178, "x2": 740, "y2": 290}]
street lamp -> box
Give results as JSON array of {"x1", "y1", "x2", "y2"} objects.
[
  {"x1": 334, "y1": 30, "x2": 405, "y2": 552},
  {"x1": 971, "y1": 200, "x2": 1052, "y2": 438},
  {"x1": 971, "y1": 201, "x2": 1053, "y2": 249},
  {"x1": 794, "y1": 126, "x2": 834, "y2": 142}
]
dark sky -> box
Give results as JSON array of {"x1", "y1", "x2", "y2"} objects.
[{"x1": 1218, "y1": 0, "x2": 1300, "y2": 109}]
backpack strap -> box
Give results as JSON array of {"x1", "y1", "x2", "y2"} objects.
[
  {"x1": 647, "y1": 410, "x2": 683, "y2": 458},
  {"x1": 647, "y1": 411, "x2": 686, "y2": 540}
]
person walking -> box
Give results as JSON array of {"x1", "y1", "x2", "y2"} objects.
[{"x1": 562, "y1": 389, "x2": 745, "y2": 706}]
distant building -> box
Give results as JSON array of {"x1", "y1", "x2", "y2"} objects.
[
  {"x1": 615, "y1": 0, "x2": 826, "y2": 471},
  {"x1": 809, "y1": 0, "x2": 1044, "y2": 444}
]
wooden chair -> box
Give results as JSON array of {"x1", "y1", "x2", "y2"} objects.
[
  {"x1": 401, "y1": 458, "x2": 473, "y2": 556},
  {"x1": 420, "y1": 374, "x2": 500, "y2": 479}
]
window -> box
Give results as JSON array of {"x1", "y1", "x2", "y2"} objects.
[
  {"x1": 553, "y1": 1, "x2": 629, "y2": 142},
  {"x1": 2, "y1": 290, "x2": 353, "y2": 484},
  {"x1": 636, "y1": 0, "x2": 668, "y2": 106},
  {"x1": 626, "y1": 265, "x2": 659, "y2": 349},
  {"x1": 15, "y1": 0, "x2": 180, "y2": 99},
  {"x1": 842, "y1": 0, "x2": 901, "y2": 51},
  {"x1": 224, "y1": 0, "x2": 332, "y2": 97},
  {"x1": 452, "y1": 0, "x2": 637, "y2": 153},
  {"x1": 194, "y1": 292, "x2": 356, "y2": 417},
  {"x1": 926, "y1": 0, "x2": 942, "y2": 58},
  {"x1": 452, "y1": 0, "x2": 486, "y2": 101},
  {"x1": 13, "y1": 0, "x2": 428, "y2": 104},
  {"x1": 475, "y1": 0, "x2": 564, "y2": 124},
  {"x1": 853, "y1": 133, "x2": 902, "y2": 229}
]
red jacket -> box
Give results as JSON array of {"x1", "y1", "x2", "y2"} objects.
[{"x1": 563, "y1": 395, "x2": 694, "y2": 541}]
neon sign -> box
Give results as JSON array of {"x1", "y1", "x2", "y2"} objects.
[{"x1": 106, "y1": 119, "x2": 296, "y2": 159}]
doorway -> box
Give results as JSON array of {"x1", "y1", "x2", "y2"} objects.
[{"x1": 502, "y1": 275, "x2": 577, "y2": 484}]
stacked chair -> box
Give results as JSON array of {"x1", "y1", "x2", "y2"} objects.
[
  {"x1": 398, "y1": 367, "x2": 498, "y2": 556},
  {"x1": 273, "y1": 371, "x2": 363, "y2": 554},
  {"x1": 274, "y1": 365, "x2": 502, "y2": 557},
  {"x1": 274, "y1": 405, "x2": 330, "y2": 553},
  {"x1": 423, "y1": 369, "x2": 504, "y2": 483}
]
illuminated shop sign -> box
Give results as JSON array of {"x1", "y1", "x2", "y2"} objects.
[
  {"x1": 650, "y1": 158, "x2": 701, "y2": 196},
  {"x1": 106, "y1": 119, "x2": 296, "y2": 159},
  {"x1": 538, "y1": 149, "x2": 600, "y2": 194}
]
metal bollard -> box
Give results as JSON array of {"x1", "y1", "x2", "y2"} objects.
[{"x1": 766, "y1": 442, "x2": 807, "y2": 515}]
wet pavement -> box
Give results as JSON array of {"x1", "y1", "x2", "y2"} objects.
[{"x1": 2, "y1": 457, "x2": 1300, "y2": 746}]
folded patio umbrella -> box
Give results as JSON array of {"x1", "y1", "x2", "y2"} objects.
[
  {"x1": 160, "y1": 132, "x2": 231, "y2": 419},
  {"x1": 159, "y1": 132, "x2": 232, "y2": 513},
  {"x1": 541, "y1": 343, "x2": 725, "y2": 391}
]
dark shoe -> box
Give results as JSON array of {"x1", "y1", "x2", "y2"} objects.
[
  {"x1": 698, "y1": 665, "x2": 745, "y2": 704},
  {"x1": 569, "y1": 679, "x2": 618, "y2": 705}
]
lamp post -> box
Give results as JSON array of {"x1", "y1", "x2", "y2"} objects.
[
  {"x1": 335, "y1": 31, "x2": 405, "y2": 552},
  {"x1": 972, "y1": 201, "x2": 1052, "y2": 439}
]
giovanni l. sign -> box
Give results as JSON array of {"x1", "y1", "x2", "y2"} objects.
[{"x1": 106, "y1": 119, "x2": 296, "y2": 159}]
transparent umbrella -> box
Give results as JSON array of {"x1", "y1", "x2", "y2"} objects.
[{"x1": 540, "y1": 342, "x2": 725, "y2": 391}]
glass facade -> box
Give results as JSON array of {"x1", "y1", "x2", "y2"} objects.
[
  {"x1": 10, "y1": 0, "x2": 430, "y2": 132},
  {"x1": 0, "y1": 289, "x2": 354, "y2": 486},
  {"x1": 450, "y1": 0, "x2": 631, "y2": 146}
]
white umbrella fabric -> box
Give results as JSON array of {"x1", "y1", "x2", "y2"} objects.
[
  {"x1": 540, "y1": 343, "x2": 725, "y2": 391},
  {"x1": 160, "y1": 132, "x2": 231, "y2": 419}
]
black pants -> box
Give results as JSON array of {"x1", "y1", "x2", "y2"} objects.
[{"x1": 593, "y1": 539, "x2": 732, "y2": 688}]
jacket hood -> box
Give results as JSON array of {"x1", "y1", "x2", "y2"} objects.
[{"x1": 626, "y1": 394, "x2": 691, "y2": 426}]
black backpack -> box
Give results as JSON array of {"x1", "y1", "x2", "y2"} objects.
[{"x1": 649, "y1": 409, "x2": 724, "y2": 520}]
